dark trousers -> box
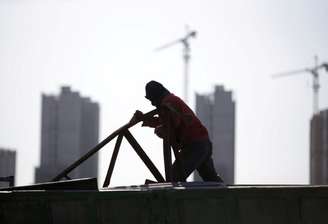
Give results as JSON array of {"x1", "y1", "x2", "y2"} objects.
[{"x1": 172, "y1": 139, "x2": 222, "y2": 182}]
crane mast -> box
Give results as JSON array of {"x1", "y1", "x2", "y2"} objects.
[{"x1": 155, "y1": 27, "x2": 197, "y2": 104}]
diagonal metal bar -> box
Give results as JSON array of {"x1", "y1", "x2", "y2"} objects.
[
  {"x1": 154, "y1": 38, "x2": 182, "y2": 52},
  {"x1": 102, "y1": 134, "x2": 124, "y2": 188},
  {"x1": 52, "y1": 109, "x2": 158, "y2": 182},
  {"x1": 154, "y1": 31, "x2": 197, "y2": 52},
  {"x1": 271, "y1": 68, "x2": 310, "y2": 78},
  {"x1": 124, "y1": 130, "x2": 165, "y2": 182}
]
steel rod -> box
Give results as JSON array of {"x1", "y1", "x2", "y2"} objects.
[
  {"x1": 102, "y1": 134, "x2": 123, "y2": 187},
  {"x1": 124, "y1": 130, "x2": 165, "y2": 182}
]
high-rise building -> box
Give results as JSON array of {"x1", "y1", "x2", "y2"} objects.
[
  {"x1": 0, "y1": 148, "x2": 16, "y2": 188},
  {"x1": 35, "y1": 86, "x2": 99, "y2": 183},
  {"x1": 310, "y1": 109, "x2": 328, "y2": 184},
  {"x1": 194, "y1": 85, "x2": 235, "y2": 184}
]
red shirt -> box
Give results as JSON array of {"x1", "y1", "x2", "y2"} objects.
[{"x1": 148, "y1": 93, "x2": 209, "y2": 145}]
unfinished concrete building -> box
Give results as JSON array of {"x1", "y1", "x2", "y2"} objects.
[
  {"x1": 35, "y1": 86, "x2": 99, "y2": 183},
  {"x1": 310, "y1": 109, "x2": 328, "y2": 184},
  {"x1": 194, "y1": 85, "x2": 235, "y2": 184}
]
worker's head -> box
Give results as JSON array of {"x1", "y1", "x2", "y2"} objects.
[{"x1": 145, "y1": 81, "x2": 170, "y2": 107}]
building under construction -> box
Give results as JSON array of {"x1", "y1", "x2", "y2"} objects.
[
  {"x1": 194, "y1": 86, "x2": 235, "y2": 184},
  {"x1": 35, "y1": 86, "x2": 99, "y2": 183},
  {"x1": 310, "y1": 108, "x2": 328, "y2": 184},
  {"x1": 0, "y1": 148, "x2": 16, "y2": 188}
]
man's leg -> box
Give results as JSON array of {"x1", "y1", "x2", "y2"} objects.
[
  {"x1": 194, "y1": 140, "x2": 223, "y2": 182},
  {"x1": 171, "y1": 140, "x2": 211, "y2": 182},
  {"x1": 197, "y1": 156, "x2": 223, "y2": 182}
]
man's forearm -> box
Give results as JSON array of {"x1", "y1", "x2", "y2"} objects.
[{"x1": 142, "y1": 116, "x2": 161, "y2": 128}]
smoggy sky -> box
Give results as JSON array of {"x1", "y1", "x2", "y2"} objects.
[{"x1": 0, "y1": 0, "x2": 328, "y2": 186}]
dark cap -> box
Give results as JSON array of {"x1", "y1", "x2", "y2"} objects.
[{"x1": 145, "y1": 81, "x2": 170, "y2": 106}]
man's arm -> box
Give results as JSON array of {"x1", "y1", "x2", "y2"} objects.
[
  {"x1": 142, "y1": 116, "x2": 161, "y2": 128},
  {"x1": 131, "y1": 110, "x2": 161, "y2": 128}
]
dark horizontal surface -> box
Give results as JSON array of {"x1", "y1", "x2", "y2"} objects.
[
  {"x1": 0, "y1": 178, "x2": 98, "y2": 191},
  {"x1": 1, "y1": 182, "x2": 328, "y2": 224}
]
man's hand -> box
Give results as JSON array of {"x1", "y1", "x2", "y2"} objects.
[
  {"x1": 142, "y1": 119, "x2": 155, "y2": 127},
  {"x1": 130, "y1": 110, "x2": 144, "y2": 124},
  {"x1": 134, "y1": 110, "x2": 144, "y2": 120},
  {"x1": 130, "y1": 109, "x2": 160, "y2": 127}
]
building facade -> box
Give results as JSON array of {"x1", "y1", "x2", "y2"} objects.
[
  {"x1": 0, "y1": 148, "x2": 16, "y2": 188},
  {"x1": 310, "y1": 109, "x2": 328, "y2": 184},
  {"x1": 194, "y1": 85, "x2": 235, "y2": 184},
  {"x1": 35, "y1": 86, "x2": 99, "y2": 183}
]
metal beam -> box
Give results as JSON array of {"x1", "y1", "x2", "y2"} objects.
[
  {"x1": 124, "y1": 130, "x2": 165, "y2": 182},
  {"x1": 102, "y1": 134, "x2": 123, "y2": 187}
]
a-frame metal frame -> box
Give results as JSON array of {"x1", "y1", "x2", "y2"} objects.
[{"x1": 52, "y1": 109, "x2": 179, "y2": 187}]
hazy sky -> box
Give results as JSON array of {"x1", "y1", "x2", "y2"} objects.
[{"x1": 0, "y1": 0, "x2": 327, "y2": 186}]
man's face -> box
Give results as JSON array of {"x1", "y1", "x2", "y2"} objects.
[
  {"x1": 151, "y1": 99, "x2": 160, "y2": 107},
  {"x1": 145, "y1": 96, "x2": 159, "y2": 107},
  {"x1": 146, "y1": 98, "x2": 159, "y2": 107}
]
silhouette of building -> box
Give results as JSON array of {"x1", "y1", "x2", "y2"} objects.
[
  {"x1": 35, "y1": 86, "x2": 99, "y2": 183},
  {"x1": 310, "y1": 109, "x2": 328, "y2": 184},
  {"x1": 194, "y1": 85, "x2": 235, "y2": 184},
  {"x1": 0, "y1": 148, "x2": 16, "y2": 188}
]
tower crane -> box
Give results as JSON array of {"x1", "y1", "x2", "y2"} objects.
[
  {"x1": 154, "y1": 26, "x2": 197, "y2": 104},
  {"x1": 272, "y1": 56, "x2": 328, "y2": 115}
]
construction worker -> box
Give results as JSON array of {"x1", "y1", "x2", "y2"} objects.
[{"x1": 134, "y1": 80, "x2": 223, "y2": 182}]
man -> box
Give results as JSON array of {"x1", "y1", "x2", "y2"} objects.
[{"x1": 135, "y1": 80, "x2": 223, "y2": 182}]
